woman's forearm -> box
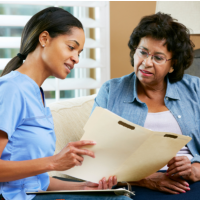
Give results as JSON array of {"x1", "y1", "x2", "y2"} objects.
[
  {"x1": 129, "y1": 179, "x2": 147, "y2": 187},
  {"x1": 47, "y1": 177, "x2": 85, "y2": 191},
  {"x1": 0, "y1": 156, "x2": 54, "y2": 182}
]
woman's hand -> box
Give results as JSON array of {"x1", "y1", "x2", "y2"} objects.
[
  {"x1": 142, "y1": 172, "x2": 190, "y2": 194},
  {"x1": 51, "y1": 140, "x2": 96, "y2": 171},
  {"x1": 167, "y1": 156, "x2": 194, "y2": 180},
  {"x1": 83, "y1": 176, "x2": 118, "y2": 190},
  {"x1": 167, "y1": 156, "x2": 191, "y2": 177},
  {"x1": 167, "y1": 156, "x2": 200, "y2": 182}
]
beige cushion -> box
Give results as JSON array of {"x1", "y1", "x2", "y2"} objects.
[{"x1": 47, "y1": 94, "x2": 96, "y2": 177}]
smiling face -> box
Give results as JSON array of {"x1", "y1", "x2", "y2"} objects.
[
  {"x1": 41, "y1": 27, "x2": 85, "y2": 79},
  {"x1": 134, "y1": 36, "x2": 173, "y2": 88}
]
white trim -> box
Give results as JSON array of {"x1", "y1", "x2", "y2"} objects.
[
  {"x1": 42, "y1": 78, "x2": 101, "y2": 91},
  {"x1": 94, "y1": 2, "x2": 110, "y2": 86},
  {"x1": 105, "y1": 2, "x2": 111, "y2": 81}
]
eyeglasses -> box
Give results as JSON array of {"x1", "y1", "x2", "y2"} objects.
[{"x1": 135, "y1": 48, "x2": 172, "y2": 65}]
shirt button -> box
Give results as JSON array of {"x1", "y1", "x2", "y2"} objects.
[
  {"x1": 166, "y1": 97, "x2": 169, "y2": 100},
  {"x1": 178, "y1": 115, "x2": 181, "y2": 118}
]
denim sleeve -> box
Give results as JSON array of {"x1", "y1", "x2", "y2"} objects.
[
  {"x1": 0, "y1": 81, "x2": 26, "y2": 139},
  {"x1": 91, "y1": 81, "x2": 110, "y2": 115},
  {"x1": 191, "y1": 155, "x2": 200, "y2": 164}
]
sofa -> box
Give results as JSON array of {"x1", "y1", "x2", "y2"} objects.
[{"x1": 47, "y1": 94, "x2": 96, "y2": 178}]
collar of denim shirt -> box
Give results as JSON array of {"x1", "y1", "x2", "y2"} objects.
[{"x1": 124, "y1": 73, "x2": 180, "y2": 104}]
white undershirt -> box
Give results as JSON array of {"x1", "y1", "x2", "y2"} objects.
[{"x1": 144, "y1": 111, "x2": 193, "y2": 170}]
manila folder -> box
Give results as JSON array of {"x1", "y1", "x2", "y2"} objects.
[{"x1": 61, "y1": 107, "x2": 191, "y2": 183}]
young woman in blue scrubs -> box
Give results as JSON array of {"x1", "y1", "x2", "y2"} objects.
[{"x1": 0, "y1": 7, "x2": 129, "y2": 200}]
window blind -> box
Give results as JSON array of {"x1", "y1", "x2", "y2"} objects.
[{"x1": 0, "y1": 1, "x2": 110, "y2": 103}]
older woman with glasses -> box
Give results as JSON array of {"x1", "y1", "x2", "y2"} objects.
[{"x1": 91, "y1": 12, "x2": 200, "y2": 199}]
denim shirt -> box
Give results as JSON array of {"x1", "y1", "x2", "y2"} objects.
[{"x1": 91, "y1": 72, "x2": 200, "y2": 164}]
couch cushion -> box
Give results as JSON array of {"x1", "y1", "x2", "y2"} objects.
[{"x1": 47, "y1": 94, "x2": 96, "y2": 177}]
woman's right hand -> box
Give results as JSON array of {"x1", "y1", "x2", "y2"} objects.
[
  {"x1": 51, "y1": 140, "x2": 96, "y2": 171},
  {"x1": 143, "y1": 172, "x2": 190, "y2": 194}
]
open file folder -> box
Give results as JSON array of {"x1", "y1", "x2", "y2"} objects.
[{"x1": 61, "y1": 107, "x2": 191, "y2": 183}]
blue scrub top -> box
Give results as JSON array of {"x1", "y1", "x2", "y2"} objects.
[{"x1": 0, "y1": 71, "x2": 56, "y2": 200}]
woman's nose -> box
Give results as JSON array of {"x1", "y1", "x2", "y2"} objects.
[
  {"x1": 71, "y1": 53, "x2": 79, "y2": 64},
  {"x1": 143, "y1": 55, "x2": 154, "y2": 67}
]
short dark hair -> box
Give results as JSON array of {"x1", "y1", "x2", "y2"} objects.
[{"x1": 128, "y1": 12, "x2": 194, "y2": 83}]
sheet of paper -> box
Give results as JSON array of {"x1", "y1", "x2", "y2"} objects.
[{"x1": 61, "y1": 107, "x2": 191, "y2": 183}]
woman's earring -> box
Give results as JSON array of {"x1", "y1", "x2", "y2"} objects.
[{"x1": 42, "y1": 45, "x2": 45, "y2": 47}]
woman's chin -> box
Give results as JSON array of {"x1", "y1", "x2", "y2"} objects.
[
  {"x1": 137, "y1": 74, "x2": 153, "y2": 83},
  {"x1": 62, "y1": 74, "x2": 68, "y2": 79},
  {"x1": 56, "y1": 73, "x2": 68, "y2": 80}
]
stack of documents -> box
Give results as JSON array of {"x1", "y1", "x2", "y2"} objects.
[{"x1": 61, "y1": 107, "x2": 191, "y2": 183}]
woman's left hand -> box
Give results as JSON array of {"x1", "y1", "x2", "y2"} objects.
[
  {"x1": 83, "y1": 176, "x2": 117, "y2": 190},
  {"x1": 167, "y1": 156, "x2": 192, "y2": 177}
]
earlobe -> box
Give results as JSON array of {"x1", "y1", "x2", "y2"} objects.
[
  {"x1": 169, "y1": 67, "x2": 174, "y2": 73},
  {"x1": 169, "y1": 60, "x2": 177, "y2": 73},
  {"x1": 39, "y1": 31, "x2": 49, "y2": 48}
]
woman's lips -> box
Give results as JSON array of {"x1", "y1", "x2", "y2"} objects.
[
  {"x1": 64, "y1": 63, "x2": 72, "y2": 73},
  {"x1": 139, "y1": 69, "x2": 153, "y2": 77}
]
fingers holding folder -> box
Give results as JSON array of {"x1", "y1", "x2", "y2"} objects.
[
  {"x1": 83, "y1": 176, "x2": 118, "y2": 190},
  {"x1": 52, "y1": 140, "x2": 96, "y2": 171}
]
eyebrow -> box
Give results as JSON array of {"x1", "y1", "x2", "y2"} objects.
[
  {"x1": 69, "y1": 40, "x2": 83, "y2": 53},
  {"x1": 140, "y1": 46, "x2": 166, "y2": 56},
  {"x1": 69, "y1": 40, "x2": 80, "y2": 46}
]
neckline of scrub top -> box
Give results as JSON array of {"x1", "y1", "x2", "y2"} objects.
[{"x1": 12, "y1": 70, "x2": 47, "y2": 112}]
